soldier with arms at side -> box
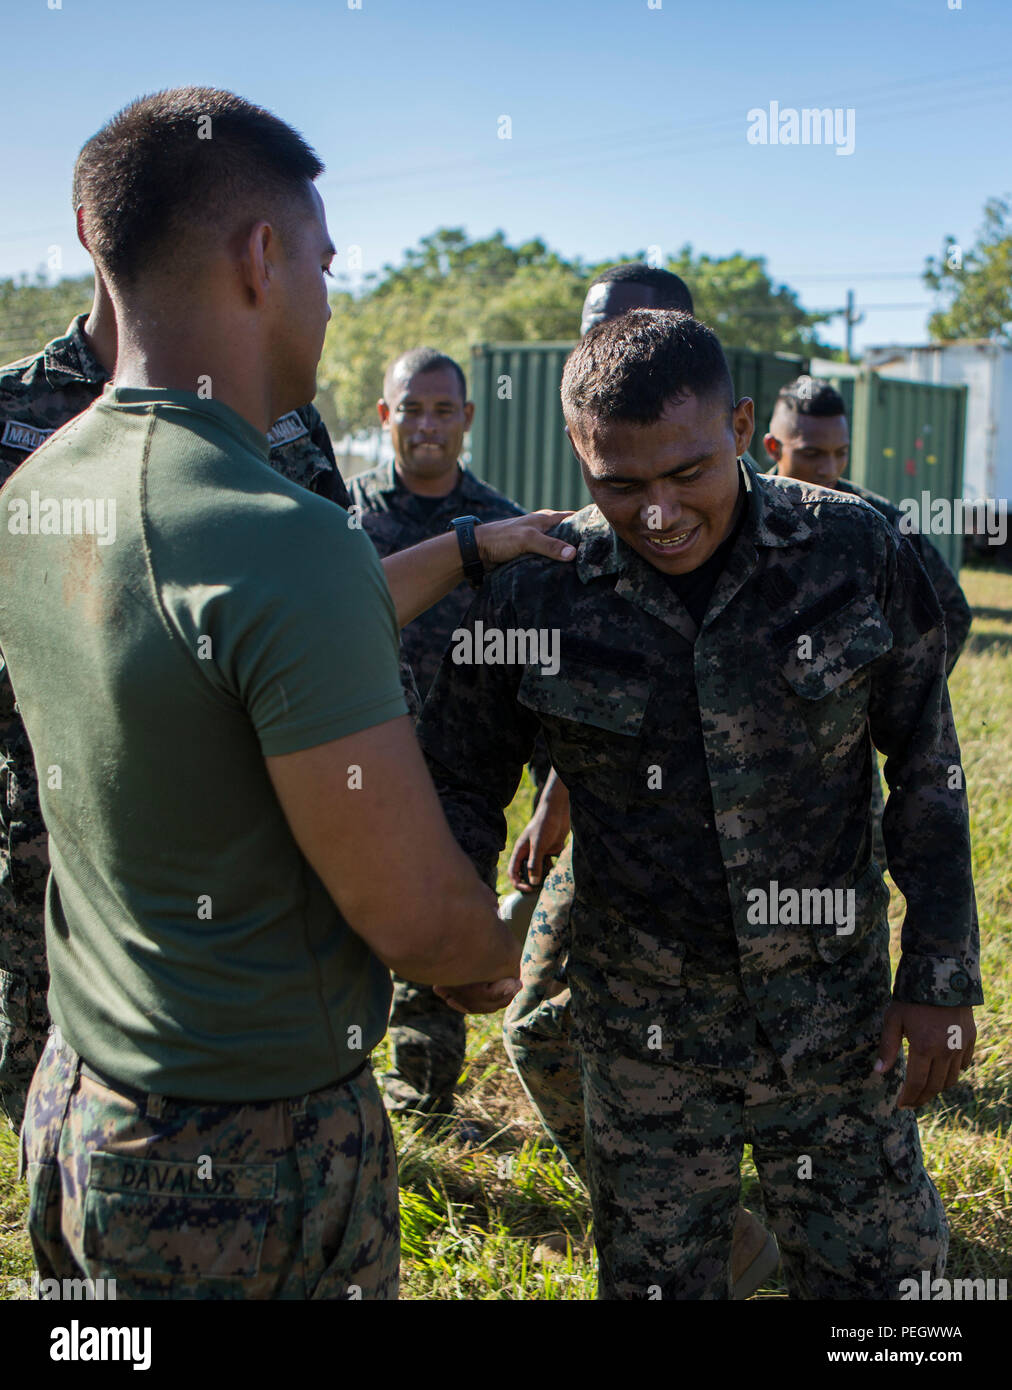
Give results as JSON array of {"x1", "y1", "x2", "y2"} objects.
[
  {"x1": 418, "y1": 310, "x2": 979, "y2": 1299},
  {"x1": 502, "y1": 265, "x2": 779, "y2": 1295}
]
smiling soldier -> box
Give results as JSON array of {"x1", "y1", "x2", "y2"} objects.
[
  {"x1": 502, "y1": 265, "x2": 778, "y2": 1296},
  {"x1": 418, "y1": 309, "x2": 980, "y2": 1300}
]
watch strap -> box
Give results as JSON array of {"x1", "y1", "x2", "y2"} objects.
[{"x1": 450, "y1": 515, "x2": 485, "y2": 588}]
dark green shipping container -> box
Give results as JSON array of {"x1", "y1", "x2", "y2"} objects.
[
  {"x1": 856, "y1": 372, "x2": 967, "y2": 574},
  {"x1": 836, "y1": 372, "x2": 967, "y2": 574},
  {"x1": 468, "y1": 341, "x2": 808, "y2": 513}
]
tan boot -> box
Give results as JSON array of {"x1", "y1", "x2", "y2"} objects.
[{"x1": 730, "y1": 1206, "x2": 780, "y2": 1299}]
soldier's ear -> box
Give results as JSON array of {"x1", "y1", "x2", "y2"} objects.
[
  {"x1": 731, "y1": 397, "x2": 755, "y2": 457},
  {"x1": 75, "y1": 206, "x2": 91, "y2": 253}
]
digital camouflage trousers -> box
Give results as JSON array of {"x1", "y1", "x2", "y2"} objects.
[
  {"x1": 504, "y1": 844, "x2": 946, "y2": 1300},
  {"x1": 22, "y1": 1029, "x2": 400, "y2": 1299}
]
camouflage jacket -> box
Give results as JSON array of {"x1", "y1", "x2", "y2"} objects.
[
  {"x1": 418, "y1": 462, "x2": 981, "y2": 1076},
  {"x1": 0, "y1": 318, "x2": 416, "y2": 924},
  {"x1": 349, "y1": 459, "x2": 526, "y2": 701},
  {"x1": 834, "y1": 478, "x2": 972, "y2": 673}
]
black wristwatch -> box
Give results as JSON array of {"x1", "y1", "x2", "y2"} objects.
[{"x1": 449, "y1": 515, "x2": 485, "y2": 588}]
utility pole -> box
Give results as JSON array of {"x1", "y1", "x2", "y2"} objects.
[{"x1": 844, "y1": 290, "x2": 865, "y2": 362}]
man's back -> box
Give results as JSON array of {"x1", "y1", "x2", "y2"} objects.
[{"x1": 0, "y1": 387, "x2": 406, "y2": 1099}]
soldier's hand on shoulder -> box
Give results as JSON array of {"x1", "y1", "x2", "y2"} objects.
[
  {"x1": 475, "y1": 511, "x2": 575, "y2": 569},
  {"x1": 875, "y1": 1001, "x2": 976, "y2": 1109}
]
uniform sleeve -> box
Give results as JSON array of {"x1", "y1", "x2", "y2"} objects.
[
  {"x1": 908, "y1": 533, "x2": 972, "y2": 673},
  {"x1": 868, "y1": 533, "x2": 981, "y2": 1008},
  {"x1": 207, "y1": 511, "x2": 408, "y2": 757},
  {"x1": 305, "y1": 405, "x2": 337, "y2": 468},
  {"x1": 415, "y1": 575, "x2": 541, "y2": 887},
  {"x1": 302, "y1": 407, "x2": 352, "y2": 508}
]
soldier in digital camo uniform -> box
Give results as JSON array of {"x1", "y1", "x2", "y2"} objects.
[
  {"x1": 501, "y1": 266, "x2": 778, "y2": 1293},
  {"x1": 421, "y1": 311, "x2": 979, "y2": 1299},
  {"x1": 350, "y1": 347, "x2": 528, "y2": 1124},
  {"x1": 764, "y1": 376, "x2": 973, "y2": 868},
  {"x1": 505, "y1": 371, "x2": 978, "y2": 1185},
  {"x1": 0, "y1": 286, "x2": 400, "y2": 1134},
  {"x1": 763, "y1": 377, "x2": 972, "y2": 673}
]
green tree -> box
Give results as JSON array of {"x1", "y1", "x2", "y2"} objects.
[
  {"x1": 661, "y1": 246, "x2": 831, "y2": 355},
  {"x1": 318, "y1": 229, "x2": 589, "y2": 435},
  {"x1": 319, "y1": 231, "x2": 832, "y2": 435},
  {"x1": 924, "y1": 197, "x2": 1012, "y2": 342}
]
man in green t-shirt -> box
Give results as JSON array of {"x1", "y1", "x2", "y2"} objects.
[
  {"x1": 0, "y1": 87, "x2": 574, "y2": 1301},
  {"x1": 0, "y1": 272, "x2": 407, "y2": 1137}
]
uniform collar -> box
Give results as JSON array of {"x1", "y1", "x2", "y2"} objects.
[
  {"x1": 100, "y1": 386, "x2": 270, "y2": 459},
  {"x1": 43, "y1": 315, "x2": 109, "y2": 389},
  {"x1": 455, "y1": 463, "x2": 495, "y2": 504},
  {"x1": 382, "y1": 457, "x2": 476, "y2": 506},
  {"x1": 571, "y1": 460, "x2": 814, "y2": 641}
]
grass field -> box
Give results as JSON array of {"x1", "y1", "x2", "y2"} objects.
[{"x1": 1, "y1": 569, "x2": 1009, "y2": 1301}]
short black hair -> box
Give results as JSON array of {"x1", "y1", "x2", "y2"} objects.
[
  {"x1": 774, "y1": 376, "x2": 847, "y2": 417},
  {"x1": 383, "y1": 347, "x2": 467, "y2": 403},
  {"x1": 72, "y1": 87, "x2": 324, "y2": 285},
  {"x1": 562, "y1": 310, "x2": 733, "y2": 426},
  {"x1": 586, "y1": 263, "x2": 694, "y2": 315}
]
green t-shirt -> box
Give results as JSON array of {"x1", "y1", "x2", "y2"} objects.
[{"x1": 0, "y1": 387, "x2": 407, "y2": 1100}]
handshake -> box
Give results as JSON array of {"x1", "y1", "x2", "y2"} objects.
[
  {"x1": 431, "y1": 875, "x2": 533, "y2": 1014},
  {"x1": 434, "y1": 978, "x2": 521, "y2": 1015}
]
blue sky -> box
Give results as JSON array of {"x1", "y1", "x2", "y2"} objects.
[{"x1": 2, "y1": 0, "x2": 1009, "y2": 354}]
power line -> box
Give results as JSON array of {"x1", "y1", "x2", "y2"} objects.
[
  {"x1": 323, "y1": 72, "x2": 1012, "y2": 197},
  {"x1": 784, "y1": 271, "x2": 927, "y2": 282},
  {"x1": 322, "y1": 62, "x2": 1012, "y2": 192}
]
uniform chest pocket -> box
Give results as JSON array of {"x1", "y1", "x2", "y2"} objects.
[
  {"x1": 777, "y1": 592, "x2": 893, "y2": 760},
  {"x1": 518, "y1": 656, "x2": 652, "y2": 813},
  {"x1": 779, "y1": 592, "x2": 893, "y2": 701}
]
